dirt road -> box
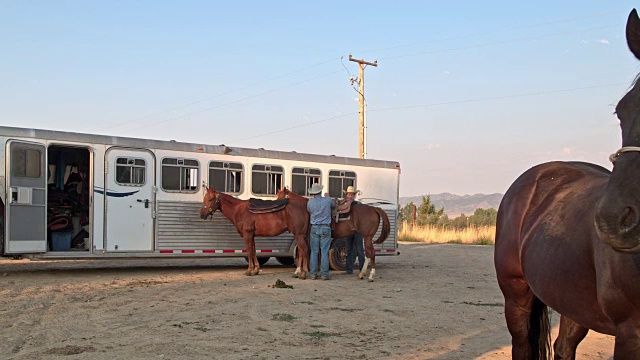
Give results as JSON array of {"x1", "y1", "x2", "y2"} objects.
[{"x1": 0, "y1": 243, "x2": 614, "y2": 359}]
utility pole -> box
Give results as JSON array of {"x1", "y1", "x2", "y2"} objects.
[{"x1": 349, "y1": 54, "x2": 377, "y2": 159}]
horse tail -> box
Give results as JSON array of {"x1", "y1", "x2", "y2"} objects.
[
  {"x1": 528, "y1": 296, "x2": 552, "y2": 360},
  {"x1": 374, "y1": 207, "x2": 391, "y2": 244}
]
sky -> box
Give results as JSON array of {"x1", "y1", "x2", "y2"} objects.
[{"x1": 1, "y1": 1, "x2": 639, "y2": 197}]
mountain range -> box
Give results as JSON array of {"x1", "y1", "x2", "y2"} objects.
[{"x1": 399, "y1": 193, "x2": 504, "y2": 216}]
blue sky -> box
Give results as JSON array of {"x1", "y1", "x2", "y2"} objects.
[{"x1": 1, "y1": 1, "x2": 639, "y2": 196}]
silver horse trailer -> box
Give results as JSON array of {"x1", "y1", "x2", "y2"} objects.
[{"x1": 0, "y1": 126, "x2": 400, "y2": 270}]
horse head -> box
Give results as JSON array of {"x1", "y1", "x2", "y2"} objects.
[
  {"x1": 275, "y1": 186, "x2": 290, "y2": 200},
  {"x1": 595, "y1": 9, "x2": 640, "y2": 253},
  {"x1": 200, "y1": 186, "x2": 220, "y2": 220}
]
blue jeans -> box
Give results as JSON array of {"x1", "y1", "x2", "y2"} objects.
[
  {"x1": 345, "y1": 232, "x2": 365, "y2": 273},
  {"x1": 309, "y1": 225, "x2": 332, "y2": 279}
]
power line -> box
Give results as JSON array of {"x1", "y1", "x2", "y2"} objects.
[
  {"x1": 359, "y1": 11, "x2": 623, "y2": 55},
  {"x1": 102, "y1": 12, "x2": 620, "y2": 132},
  {"x1": 227, "y1": 112, "x2": 358, "y2": 144},
  {"x1": 226, "y1": 81, "x2": 628, "y2": 144},
  {"x1": 128, "y1": 24, "x2": 616, "y2": 134},
  {"x1": 98, "y1": 57, "x2": 340, "y2": 132},
  {"x1": 379, "y1": 24, "x2": 618, "y2": 61},
  {"x1": 368, "y1": 81, "x2": 627, "y2": 112},
  {"x1": 124, "y1": 69, "x2": 344, "y2": 133}
]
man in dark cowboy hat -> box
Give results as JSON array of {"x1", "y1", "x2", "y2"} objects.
[
  {"x1": 342, "y1": 186, "x2": 365, "y2": 275},
  {"x1": 307, "y1": 183, "x2": 335, "y2": 280}
]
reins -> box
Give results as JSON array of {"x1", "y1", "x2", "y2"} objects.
[{"x1": 609, "y1": 146, "x2": 640, "y2": 163}]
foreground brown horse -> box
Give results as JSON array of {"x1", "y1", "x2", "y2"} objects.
[
  {"x1": 276, "y1": 187, "x2": 390, "y2": 282},
  {"x1": 200, "y1": 186, "x2": 310, "y2": 278},
  {"x1": 495, "y1": 9, "x2": 640, "y2": 359}
]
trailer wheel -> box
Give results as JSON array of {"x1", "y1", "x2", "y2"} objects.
[
  {"x1": 329, "y1": 238, "x2": 347, "y2": 271},
  {"x1": 276, "y1": 257, "x2": 296, "y2": 266},
  {"x1": 245, "y1": 257, "x2": 270, "y2": 266}
]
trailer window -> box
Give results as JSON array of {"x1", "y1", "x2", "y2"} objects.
[
  {"x1": 115, "y1": 157, "x2": 145, "y2": 186},
  {"x1": 209, "y1": 161, "x2": 243, "y2": 194},
  {"x1": 328, "y1": 170, "x2": 357, "y2": 198},
  {"x1": 161, "y1": 158, "x2": 199, "y2": 192},
  {"x1": 291, "y1": 167, "x2": 321, "y2": 196},
  {"x1": 251, "y1": 164, "x2": 283, "y2": 196},
  {"x1": 12, "y1": 148, "x2": 42, "y2": 178}
]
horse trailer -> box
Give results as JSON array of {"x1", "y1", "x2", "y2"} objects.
[{"x1": 0, "y1": 126, "x2": 400, "y2": 270}]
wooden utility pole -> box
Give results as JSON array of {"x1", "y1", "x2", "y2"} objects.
[{"x1": 349, "y1": 54, "x2": 377, "y2": 159}]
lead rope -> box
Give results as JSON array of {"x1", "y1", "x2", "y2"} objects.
[{"x1": 609, "y1": 146, "x2": 640, "y2": 163}]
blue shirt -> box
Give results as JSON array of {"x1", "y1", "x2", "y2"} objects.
[{"x1": 307, "y1": 195, "x2": 335, "y2": 225}]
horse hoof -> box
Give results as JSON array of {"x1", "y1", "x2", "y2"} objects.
[
  {"x1": 245, "y1": 271, "x2": 252, "y2": 276},
  {"x1": 358, "y1": 275, "x2": 364, "y2": 280},
  {"x1": 292, "y1": 273, "x2": 299, "y2": 278},
  {"x1": 368, "y1": 278, "x2": 374, "y2": 282},
  {"x1": 300, "y1": 273, "x2": 307, "y2": 280}
]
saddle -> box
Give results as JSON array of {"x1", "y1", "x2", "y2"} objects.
[
  {"x1": 248, "y1": 198, "x2": 289, "y2": 214},
  {"x1": 332, "y1": 199, "x2": 354, "y2": 222}
]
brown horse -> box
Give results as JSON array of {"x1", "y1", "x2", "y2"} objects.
[
  {"x1": 495, "y1": 9, "x2": 640, "y2": 359},
  {"x1": 200, "y1": 186, "x2": 310, "y2": 278},
  {"x1": 276, "y1": 187, "x2": 390, "y2": 282}
]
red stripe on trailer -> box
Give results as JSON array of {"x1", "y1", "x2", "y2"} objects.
[{"x1": 161, "y1": 249, "x2": 276, "y2": 254}]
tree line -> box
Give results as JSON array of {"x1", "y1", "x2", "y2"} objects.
[{"x1": 399, "y1": 195, "x2": 497, "y2": 228}]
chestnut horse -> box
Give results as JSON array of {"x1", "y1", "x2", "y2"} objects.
[
  {"x1": 276, "y1": 187, "x2": 390, "y2": 282},
  {"x1": 200, "y1": 186, "x2": 310, "y2": 278},
  {"x1": 495, "y1": 9, "x2": 640, "y2": 359}
]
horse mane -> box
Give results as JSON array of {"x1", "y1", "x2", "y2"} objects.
[{"x1": 632, "y1": 72, "x2": 640, "y2": 88}]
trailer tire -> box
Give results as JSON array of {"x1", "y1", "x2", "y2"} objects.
[
  {"x1": 329, "y1": 238, "x2": 347, "y2": 271},
  {"x1": 245, "y1": 257, "x2": 270, "y2": 266},
  {"x1": 276, "y1": 257, "x2": 296, "y2": 266}
]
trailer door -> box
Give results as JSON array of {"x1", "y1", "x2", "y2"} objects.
[
  {"x1": 5, "y1": 141, "x2": 47, "y2": 253},
  {"x1": 104, "y1": 148, "x2": 155, "y2": 251}
]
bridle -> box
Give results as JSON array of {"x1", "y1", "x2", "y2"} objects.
[
  {"x1": 206, "y1": 193, "x2": 220, "y2": 216},
  {"x1": 609, "y1": 146, "x2": 640, "y2": 163}
]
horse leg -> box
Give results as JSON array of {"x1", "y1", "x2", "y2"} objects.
[
  {"x1": 242, "y1": 235, "x2": 253, "y2": 276},
  {"x1": 249, "y1": 237, "x2": 260, "y2": 276},
  {"x1": 613, "y1": 319, "x2": 640, "y2": 358},
  {"x1": 300, "y1": 237, "x2": 309, "y2": 279},
  {"x1": 293, "y1": 253, "x2": 301, "y2": 279},
  {"x1": 553, "y1": 315, "x2": 588, "y2": 359},
  {"x1": 500, "y1": 277, "x2": 551, "y2": 360},
  {"x1": 358, "y1": 237, "x2": 375, "y2": 281},
  {"x1": 294, "y1": 234, "x2": 308, "y2": 279}
]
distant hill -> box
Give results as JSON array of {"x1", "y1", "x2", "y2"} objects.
[{"x1": 399, "y1": 193, "x2": 504, "y2": 217}]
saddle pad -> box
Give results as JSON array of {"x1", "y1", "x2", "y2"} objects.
[{"x1": 248, "y1": 198, "x2": 289, "y2": 214}]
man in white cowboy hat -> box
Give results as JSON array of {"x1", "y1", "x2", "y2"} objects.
[
  {"x1": 342, "y1": 185, "x2": 365, "y2": 274},
  {"x1": 306, "y1": 183, "x2": 335, "y2": 280}
]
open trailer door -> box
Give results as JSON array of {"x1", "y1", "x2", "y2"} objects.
[{"x1": 5, "y1": 140, "x2": 47, "y2": 253}]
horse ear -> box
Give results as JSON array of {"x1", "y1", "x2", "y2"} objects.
[{"x1": 626, "y1": 9, "x2": 640, "y2": 60}]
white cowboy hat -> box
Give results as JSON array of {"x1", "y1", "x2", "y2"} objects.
[
  {"x1": 308, "y1": 183, "x2": 323, "y2": 195},
  {"x1": 345, "y1": 185, "x2": 356, "y2": 194}
]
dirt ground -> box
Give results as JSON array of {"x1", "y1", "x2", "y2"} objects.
[{"x1": 0, "y1": 243, "x2": 614, "y2": 360}]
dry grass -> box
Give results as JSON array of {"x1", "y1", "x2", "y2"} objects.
[{"x1": 398, "y1": 222, "x2": 496, "y2": 245}]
